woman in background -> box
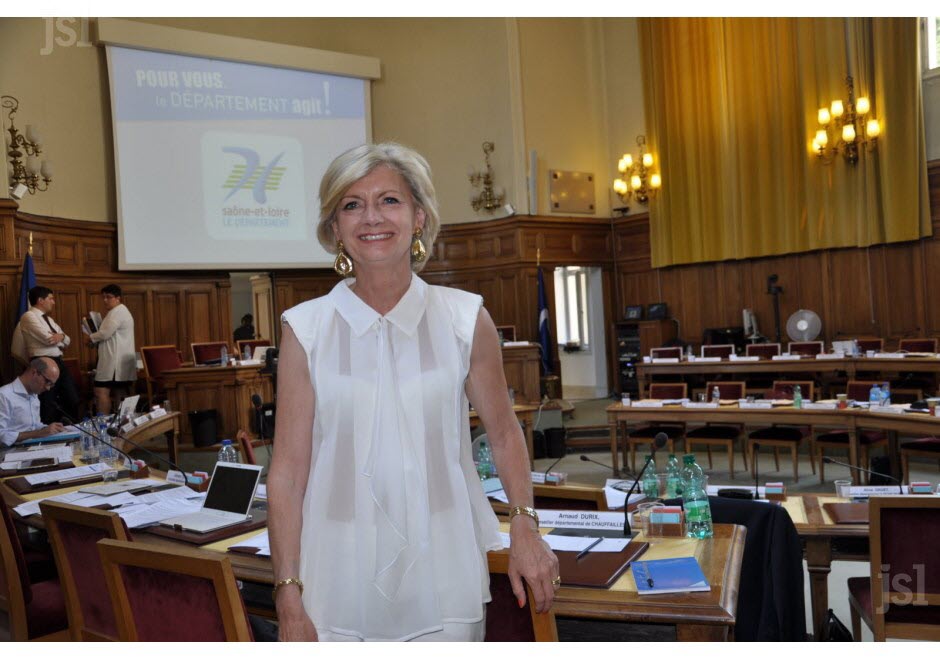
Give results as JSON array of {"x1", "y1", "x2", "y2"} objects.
[{"x1": 89, "y1": 284, "x2": 136, "y2": 415}]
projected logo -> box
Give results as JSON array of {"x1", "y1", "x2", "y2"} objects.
[{"x1": 202, "y1": 131, "x2": 306, "y2": 241}]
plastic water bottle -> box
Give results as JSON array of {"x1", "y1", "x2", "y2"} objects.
[
  {"x1": 475, "y1": 437, "x2": 495, "y2": 480},
  {"x1": 220, "y1": 345, "x2": 228, "y2": 366},
  {"x1": 642, "y1": 455, "x2": 659, "y2": 497},
  {"x1": 869, "y1": 384, "x2": 882, "y2": 408},
  {"x1": 686, "y1": 345, "x2": 694, "y2": 361},
  {"x1": 621, "y1": 391, "x2": 631, "y2": 407},
  {"x1": 665, "y1": 454, "x2": 681, "y2": 498},
  {"x1": 80, "y1": 418, "x2": 98, "y2": 463},
  {"x1": 711, "y1": 386, "x2": 721, "y2": 403},
  {"x1": 881, "y1": 382, "x2": 891, "y2": 406},
  {"x1": 217, "y1": 439, "x2": 239, "y2": 464},
  {"x1": 680, "y1": 455, "x2": 713, "y2": 539},
  {"x1": 793, "y1": 384, "x2": 803, "y2": 409}
]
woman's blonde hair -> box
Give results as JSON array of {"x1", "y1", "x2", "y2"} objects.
[{"x1": 317, "y1": 142, "x2": 440, "y2": 273}]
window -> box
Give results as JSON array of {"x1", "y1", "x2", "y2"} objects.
[
  {"x1": 553, "y1": 266, "x2": 590, "y2": 350},
  {"x1": 923, "y1": 17, "x2": 939, "y2": 74}
]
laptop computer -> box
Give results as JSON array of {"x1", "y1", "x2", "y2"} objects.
[{"x1": 160, "y1": 462, "x2": 263, "y2": 533}]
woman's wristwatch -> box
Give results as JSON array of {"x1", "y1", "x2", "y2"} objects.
[{"x1": 508, "y1": 505, "x2": 539, "y2": 527}]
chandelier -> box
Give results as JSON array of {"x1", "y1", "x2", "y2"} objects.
[
  {"x1": 2, "y1": 95, "x2": 53, "y2": 197},
  {"x1": 811, "y1": 75, "x2": 880, "y2": 166},
  {"x1": 613, "y1": 135, "x2": 661, "y2": 205}
]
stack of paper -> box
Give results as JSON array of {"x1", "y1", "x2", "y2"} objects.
[{"x1": 24, "y1": 463, "x2": 108, "y2": 486}]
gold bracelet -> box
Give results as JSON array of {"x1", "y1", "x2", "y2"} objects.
[
  {"x1": 508, "y1": 505, "x2": 539, "y2": 526},
  {"x1": 272, "y1": 577, "x2": 304, "y2": 600}
]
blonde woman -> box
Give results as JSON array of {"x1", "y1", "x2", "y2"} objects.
[{"x1": 268, "y1": 143, "x2": 558, "y2": 642}]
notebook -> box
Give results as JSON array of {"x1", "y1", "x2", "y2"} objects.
[
  {"x1": 159, "y1": 462, "x2": 262, "y2": 533},
  {"x1": 631, "y1": 556, "x2": 711, "y2": 595}
]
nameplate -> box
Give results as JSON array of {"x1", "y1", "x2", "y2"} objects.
[
  {"x1": 149, "y1": 408, "x2": 167, "y2": 419},
  {"x1": 536, "y1": 509, "x2": 625, "y2": 531},
  {"x1": 868, "y1": 405, "x2": 907, "y2": 415},
  {"x1": 682, "y1": 402, "x2": 719, "y2": 409},
  {"x1": 696, "y1": 357, "x2": 722, "y2": 362},
  {"x1": 873, "y1": 352, "x2": 906, "y2": 359},
  {"x1": 631, "y1": 400, "x2": 664, "y2": 408},
  {"x1": 651, "y1": 358, "x2": 680, "y2": 364},
  {"x1": 531, "y1": 471, "x2": 566, "y2": 485},
  {"x1": 237, "y1": 359, "x2": 263, "y2": 366},
  {"x1": 739, "y1": 401, "x2": 772, "y2": 409},
  {"x1": 816, "y1": 353, "x2": 845, "y2": 360},
  {"x1": 772, "y1": 355, "x2": 802, "y2": 361},
  {"x1": 765, "y1": 482, "x2": 786, "y2": 495},
  {"x1": 649, "y1": 507, "x2": 683, "y2": 524},
  {"x1": 729, "y1": 355, "x2": 759, "y2": 362},
  {"x1": 802, "y1": 402, "x2": 837, "y2": 410},
  {"x1": 166, "y1": 470, "x2": 187, "y2": 485},
  {"x1": 133, "y1": 414, "x2": 152, "y2": 426},
  {"x1": 910, "y1": 482, "x2": 934, "y2": 494},
  {"x1": 849, "y1": 485, "x2": 903, "y2": 497},
  {"x1": 121, "y1": 422, "x2": 135, "y2": 434}
]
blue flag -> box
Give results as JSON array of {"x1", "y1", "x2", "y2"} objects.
[
  {"x1": 17, "y1": 253, "x2": 36, "y2": 320},
  {"x1": 537, "y1": 268, "x2": 552, "y2": 374}
]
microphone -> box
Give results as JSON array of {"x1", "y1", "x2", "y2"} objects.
[
  {"x1": 822, "y1": 456, "x2": 903, "y2": 494},
  {"x1": 580, "y1": 454, "x2": 616, "y2": 472},
  {"x1": 622, "y1": 432, "x2": 668, "y2": 537}
]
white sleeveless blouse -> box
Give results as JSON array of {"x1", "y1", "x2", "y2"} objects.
[{"x1": 280, "y1": 274, "x2": 502, "y2": 641}]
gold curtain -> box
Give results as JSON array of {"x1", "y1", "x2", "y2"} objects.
[{"x1": 638, "y1": 18, "x2": 930, "y2": 268}]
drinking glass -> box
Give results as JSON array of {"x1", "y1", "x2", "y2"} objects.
[{"x1": 834, "y1": 479, "x2": 852, "y2": 498}]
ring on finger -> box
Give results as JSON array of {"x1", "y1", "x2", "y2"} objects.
[{"x1": 551, "y1": 576, "x2": 561, "y2": 587}]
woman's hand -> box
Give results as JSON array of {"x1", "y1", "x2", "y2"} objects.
[
  {"x1": 276, "y1": 593, "x2": 319, "y2": 641},
  {"x1": 507, "y1": 516, "x2": 560, "y2": 614}
]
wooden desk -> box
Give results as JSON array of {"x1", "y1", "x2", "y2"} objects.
[
  {"x1": 469, "y1": 404, "x2": 539, "y2": 469},
  {"x1": 501, "y1": 344, "x2": 542, "y2": 404},
  {"x1": 119, "y1": 411, "x2": 182, "y2": 466},
  {"x1": 635, "y1": 356, "x2": 940, "y2": 398},
  {"x1": 161, "y1": 364, "x2": 273, "y2": 443}
]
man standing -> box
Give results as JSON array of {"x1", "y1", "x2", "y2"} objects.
[
  {"x1": 88, "y1": 284, "x2": 136, "y2": 415},
  {"x1": 233, "y1": 313, "x2": 255, "y2": 343},
  {"x1": 14, "y1": 286, "x2": 80, "y2": 423},
  {"x1": 0, "y1": 358, "x2": 66, "y2": 447}
]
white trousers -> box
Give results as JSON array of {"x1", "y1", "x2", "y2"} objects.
[{"x1": 318, "y1": 618, "x2": 486, "y2": 642}]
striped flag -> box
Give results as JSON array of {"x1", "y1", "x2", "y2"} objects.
[
  {"x1": 537, "y1": 268, "x2": 552, "y2": 374},
  {"x1": 17, "y1": 253, "x2": 36, "y2": 320}
]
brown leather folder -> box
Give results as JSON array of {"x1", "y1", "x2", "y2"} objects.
[
  {"x1": 0, "y1": 460, "x2": 75, "y2": 478},
  {"x1": 554, "y1": 539, "x2": 650, "y2": 588},
  {"x1": 823, "y1": 502, "x2": 869, "y2": 524},
  {"x1": 5, "y1": 472, "x2": 105, "y2": 495},
  {"x1": 144, "y1": 508, "x2": 268, "y2": 545}
]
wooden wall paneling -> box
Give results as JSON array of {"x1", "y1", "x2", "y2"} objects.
[
  {"x1": 823, "y1": 248, "x2": 877, "y2": 340},
  {"x1": 712, "y1": 261, "x2": 746, "y2": 328},
  {"x1": 743, "y1": 256, "x2": 805, "y2": 343},
  {"x1": 0, "y1": 200, "x2": 18, "y2": 265},
  {"x1": 872, "y1": 242, "x2": 926, "y2": 340},
  {"x1": 216, "y1": 281, "x2": 232, "y2": 345},
  {"x1": 923, "y1": 239, "x2": 940, "y2": 336},
  {"x1": 186, "y1": 291, "x2": 213, "y2": 344},
  {"x1": 153, "y1": 292, "x2": 182, "y2": 348}
]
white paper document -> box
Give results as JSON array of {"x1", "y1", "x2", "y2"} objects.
[
  {"x1": 3, "y1": 445, "x2": 74, "y2": 465},
  {"x1": 498, "y1": 531, "x2": 631, "y2": 553},
  {"x1": 13, "y1": 491, "x2": 97, "y2": 517},
  {"x1": 255, "y1": 484, "x2": 267, "y2": 499},
  {"x1": 117, "y1": 498, "x2": 204, "y2": 529},
  {"x1": 604, "y1": 479, "x2": 650, "y2": 509},
  {"x1": 228, "y1": 530, "x2": 270, "y2": 556},
  {"x1": 24, "y1": 462, "x2": 108, "y2": 486}
]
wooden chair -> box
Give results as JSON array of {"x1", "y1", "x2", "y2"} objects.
[
  {"x1": 235, "y1": 339, "x2": 270, "y2": 358},
  {"x1": 848, "y1": 497, "x2": 940, "y2": 641},
  {"x1": 701, "y1": 344, "x2": 734, "y2": 358},
  {"x1": 191, "y1": 341, "x2": 232, "y2": 366},
  {"x1": 0, "y1": 497, "x2": 68, "y2": 641},
  {"x1": 235, "y1": 429, "x2": 258, "y2": 465},
  {"x1": 40, "y1": 501, "x2": 131, "y2": 641},
  {"x1": 96, "y1": 539, "x2": 253, "y2": 641},
  {"x1": 900, "y1": 437, "x2": 940, "y2": 484},
  {"x1": 685, "y1": 381, "x2": 747, "y2": 477},
  {"x1": 650, "y1": 346, "x2": 682, "y2": 359},
  {"x1": 625, "y1": 383, "x2": 687, "y2": 473},
  {"x1": 788, "y1": 341, "x2": 823, "y2": 356},
  {"x1": 815, "y1": 381, "x2": 888, "y2": 483},
  {"x1": 746, "y1": 343, "x2": 781, "y2": 359},
  {"x1": 747, "y1": 381, "x2": 816, "y2": 482},
  {"x1": 140, "y1": 345, "x2": 183, "y2": 406},
  {"x1": 494, "y1": 325, "x2": 517, "y2": 342},
  {"x1": 485, "y1": 552, "x2": 558, "y2": 641},
  {"x1": 898, "y1": 338, "x2": 938, "y2": 353},
  {"x1": 856, "y1": 338, "x2": 884, "y2": 353}
]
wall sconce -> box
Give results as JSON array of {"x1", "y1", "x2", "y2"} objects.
[
  {"x1": 2, "y1": 96, "x2": 52, "y2": 198},
  {"x1": 811, "y1": 75, "x2": 880, "y2": 166},
  {"x1": 469, "y1": 141, "x2": 505, "y2": 212},
  {"x1": 613, "y1": 135, "x2": 661, "y2": 205}
]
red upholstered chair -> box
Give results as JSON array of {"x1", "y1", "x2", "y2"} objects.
[
  {"x1": 0, "y1": 497, "x2": 68, "y2": 641},
  {"x1": 236, "y1": 429, "x2": 258, "y2": 465},
  {"x1": 685, "y1": 381, "x2": 747, "y2": 477},
  {"x1": 856, "y1": 338, "x2": 884, "y2": 353},
  {"x1": 650, "y1": 346, "x2": 682, "y2": 359},
  {"x1": 900, "y1": 438, "x2": 940, "y2": 484},
  {"x1": 140, "y1": 345, "x2": 183, "y2": 406},
  {"x1": 701, "y1": 344, "x2": 734, "y2": 358},
  {"x1": 898, "y1": 338, "x2": 938, "y2": 353},
  {"x1": 235, "y1": 339, "x2": 270, "y2": 359},
  {"x1": 747, "y1": 381, "x2": 816, "y2": 482},
  {"x1": 485, "y1": 552, "x2": 558, "y2": 641},
  {"x1": 40, "y1": 501, "x2": 131, "y2": 641},
  {"x1": 848, "y1": 497, "x2": 940, "y2": 641},
  {"x1": 191, "y1": 341, "x2": 232, "y2": 366},
  {"x1": 625, "y1": 383, "x2": 688, "y2": 472},
  {"x1": 815, "y1": 381, "x2": 888, "y2": 484},
  {"x1": 746, "y1": 343, "x2": 781, "y2": 359},
  {"x1": 97, "y1": 539, "x2": 253, "y2": 641},
  {"x1": 788, "y1": 341, "x2": 823, "y2": 357}
]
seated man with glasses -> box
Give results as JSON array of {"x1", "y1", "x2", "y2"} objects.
[{"x1": 0, "y1": 357, "x2": 66, "y2": 447}]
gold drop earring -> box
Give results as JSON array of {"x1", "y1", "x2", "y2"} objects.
[
  {"x1": 411, "y1": 228, "x2": 427, "y2": 263},
  {"x1": 334, "y1": 240, "x2": 354, "y2": 277}
]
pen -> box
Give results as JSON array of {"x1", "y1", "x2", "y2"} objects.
[
  {"x1": 647, "y1": 577, "x2": 654, "y2": 588},
  {"x1": 576, "y1": 537, "x2": 603, "y2": 561}
]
